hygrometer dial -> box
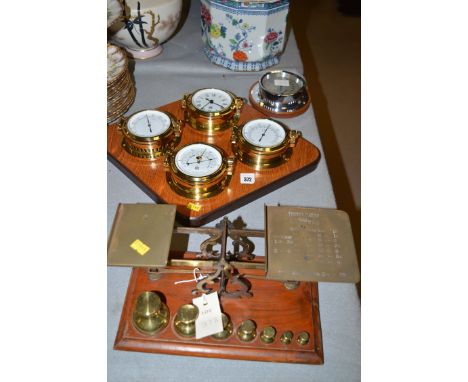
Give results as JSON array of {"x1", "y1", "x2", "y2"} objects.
[
  {"x1": 241, "y1": 119, "x2": 287, "y2": 148},
  {"x1": 231, "y1": 118, "x2": 301, "y2": 170}
]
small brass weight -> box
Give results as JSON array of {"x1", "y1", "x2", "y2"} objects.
[
  {"x1": 174, "y1": 304, "x2": 199, "y2": 338},
  {"x1": 237, "y1": 320, "x2": 257, "y2": 342},
  {"x1": 260, "y1": 326, "x2": 276, "y2": 344},
  {"x1": 132, "y1": 291, "x2": 169, "y2": 335},
  {"x1": 280, "y1": 330, "x2": 294, "y2": 345},
  {"x1": 211, "y1": 313, "x2": 233, "y2": 340},
  {"x1": 297, "y1": 331, "x2": 310, "y2": 345}
]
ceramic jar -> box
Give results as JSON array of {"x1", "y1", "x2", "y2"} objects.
[
  {"x1": 109, "y1": 0, "x2": 183, "y2": 59},
  {"x1": 201, "y1": 0, "x2": 290, "y2": 71}
]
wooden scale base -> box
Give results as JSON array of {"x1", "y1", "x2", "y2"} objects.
[
  {"x1": 107, "y1": 101, "x2": 321, "y2": 226},
  {"x1": 114, "y1": 254, "x2": 324, "y2": 365}
]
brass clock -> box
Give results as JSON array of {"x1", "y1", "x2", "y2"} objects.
[
  {"x1": 164, "y1": 142, "x2": 235, "y2": 200},
  {"x1": 181, "y1": 88, "x2": 244, "y2": 134},
  {"x1": 231, "y1": 118, "x2": 301, "y2": 170},
  {"x1": 120, "y1": 109, "x2": 183, "y2": 160}
]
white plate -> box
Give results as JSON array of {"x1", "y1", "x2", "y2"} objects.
[
  {"x1": 107, "y1": 44, "x2": 126, "y2": 83},
  {"x1": 107, "y1": 0, "x2": 123, "y2": 28}
]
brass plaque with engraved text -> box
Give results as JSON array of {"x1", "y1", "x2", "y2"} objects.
[{"x1": 265, "y1": 206, "x2": 360, "y2": 283}]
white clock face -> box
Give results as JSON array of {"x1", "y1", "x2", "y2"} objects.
[
  {"x1": 127, "y1": 110, "x2": 171, "y2": 138},
  {"x1": 242, "y1": 119, "x2": 286, "y2": 148},
  {"x1": 191, "y1": 88, "x2": 233, "y2": 113},
  {"x1": 175, "y1": 143, "x2": 223, "y2": 177},
  {"x1": 261, "y1": 71, "x2": 304, "y2": 96}
]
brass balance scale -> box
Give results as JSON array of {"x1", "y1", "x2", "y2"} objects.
[{"x1": 107, "y1": 203, "x2": 360, "y2": 364}]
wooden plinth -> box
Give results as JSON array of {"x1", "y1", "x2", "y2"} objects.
[
  {"x1": 107, "y1": 101, "x2": 321, "y2": 226},
  {"x1": 114, "y1": 261, "x2": 324, "y2": 364}
]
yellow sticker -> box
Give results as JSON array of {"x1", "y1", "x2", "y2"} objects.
[
  {"x1": 187, "y1": 202, "x2": 202, "y2": 212},
  {"x1": 130, "y1": 239, "x2": 150, "y2": 256}
]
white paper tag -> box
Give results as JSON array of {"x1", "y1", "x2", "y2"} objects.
[
  {"x1": 192, "y1": 293, "x2": 223, "y2": 339},
  {"x1": 240, "y1": 173, "x2": 255, "y2": 184},
  {"x1": 274, "y1": 79, "x2": 290, "y2": 87}
]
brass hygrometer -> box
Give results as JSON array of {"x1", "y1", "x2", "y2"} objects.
[
  {"x1": 181, "y1": 88, "x2": 244, "y2": 134},
  {"x1": 231, "y1": 118, "x2": 301, "y2": 169},
  {"x1": 164, "y1": 142, "x2": 235, "y2": 199},
  {"x1": 120, "y1": 109, "x2": 183, "y2": 160}
]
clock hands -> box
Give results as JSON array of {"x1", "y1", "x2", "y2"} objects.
[
  {"x1": 202, "y1": 98, "x2": 224, "y2": 110},
  {"x1": 201, "y1": 101, "x2": 211, "y2": 110},
  {"x1": 146, "y1": 114, "x2": 152, "y2": 133}
]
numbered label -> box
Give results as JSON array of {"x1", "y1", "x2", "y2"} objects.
[
  {"x1": 193, "y1": 293, "x2": 223, "y2": 339},
  {"x1": 240, "y1": 173, "x2": 255, "y2": 184},
  {"x1": 130, "y1": 239, "x2": 150, "y2": 256},
  {"x1": 187, "y1": 202, "x2": 202, "y2": 212}
]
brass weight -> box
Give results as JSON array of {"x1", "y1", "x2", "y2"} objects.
[
  {"x1": 297, "y1": 331, "x2": 310, "y2": 345},
  {"x1": 211, "y1": 313, "x2": 233, "y2": 340},
  {"x1": 132, "y1": 291, "x2": 169, "y2": 335},
  {"x1": 174, "y1": 304, "x2": 199, "y2": 337},
  {"x1": 280, "y1": 330, "x2": 294, "y2": 345},
  {"x1": 260, "y1": 326, "x2": 276, "y2": 343},
  {"x1": 237, "y1": 320, "x2": 257, "y2": 342}
]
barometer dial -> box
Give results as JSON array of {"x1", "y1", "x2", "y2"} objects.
[{"x1": 175, "y1": 143, "x2": 223, "y2": 177}]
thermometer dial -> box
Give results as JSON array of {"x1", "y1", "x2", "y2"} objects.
[
  {"x1": 231, "y1": 118, "x2": 301, "y2": 170},
  {"x1": 119, "y1": 109, "x2": 182, "y2": 160}
]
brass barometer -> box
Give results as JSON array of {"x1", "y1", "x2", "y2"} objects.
[
  {"x1": 181, "y1": 88, "x2": 243, "y2": 134},
  {"x1": 164, "y1": 142, "x2": 235, "y2": 199},
  {"x1": 231, "y1": 118, "x2": 301, "y2": 169},
  {"x1": 120, "y1": 109, "x2": 183, "y2": 160}
]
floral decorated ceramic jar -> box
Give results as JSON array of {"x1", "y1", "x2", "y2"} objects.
[
  {"x1": 109, "y1": 0, "x2": 183, "y2": 59},
  {"x1": 201, "y1": 0, "x2": 290, "y2": 71}
]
